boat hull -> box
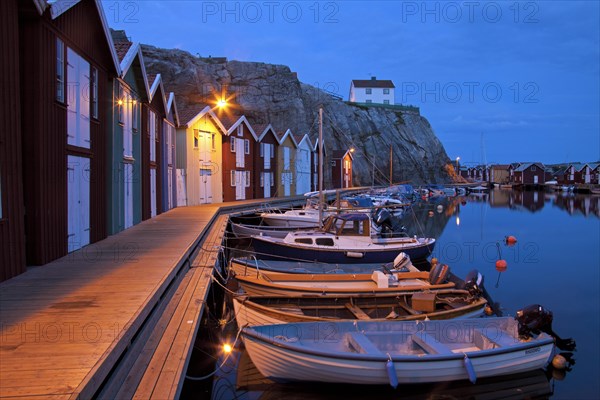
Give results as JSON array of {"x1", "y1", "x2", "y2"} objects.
[
  {"x1": 241, "y1": 319, "x2": 554, "y2": 385},
  {"x1": 251, "y1": 236, "x2": 435, "y2": 263}
]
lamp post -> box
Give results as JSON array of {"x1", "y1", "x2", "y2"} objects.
[{"x1": 456, "y1": 157, "x2": 460, "y2": 174}]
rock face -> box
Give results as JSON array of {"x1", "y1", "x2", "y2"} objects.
[{"x1": 141, "y1": 45, "x2": 453, "y2": 186}]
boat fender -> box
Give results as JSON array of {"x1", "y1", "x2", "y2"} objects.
[
  {"x1": 429, "y1": 263, "x2": 450, "y2": 285},
  {"x1": 386, "y1": 354, "x2": 398, "y2": 388},
  {"x1": 463, "y1": 354, "x2": 477, "y2": 384},
  {"x1": 346, "y1": 251, "x2": 364, "y2": 259},
  {"x1": 393, "y1": 252, "x2": 411, "y2": 270}
]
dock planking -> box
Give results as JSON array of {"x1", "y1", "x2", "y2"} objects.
[
  {"x1": 0, "y1": 192, "x2": 363, "y2": 399},
  {"x1": 0, "y1": 205, "x2": 223, "y2": 399}
]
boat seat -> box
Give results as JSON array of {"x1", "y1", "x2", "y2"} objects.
[
  {"x1": 344, "y1": 332, "x2": 383, "y2": 355},
  {"x1": 411, "y1": 331, "x2": 454, "y2": 355},
  {"x1": 474, "y1": 328, "x2": 516, "y2": 348}
]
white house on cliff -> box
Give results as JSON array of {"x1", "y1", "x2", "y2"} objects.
[{"x1": 349, "y1": 77, "x2": 395, "y2": 104}]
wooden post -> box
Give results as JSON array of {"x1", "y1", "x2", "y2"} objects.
[{"x1": 318, "y1": 107, "x2": 323, "y2": 228}]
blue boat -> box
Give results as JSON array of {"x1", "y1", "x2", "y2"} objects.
[{"x1": 251, "y1": 213, "x2": 435, "y2": 264}]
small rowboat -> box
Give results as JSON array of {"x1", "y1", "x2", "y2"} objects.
[
  {"x1": 233, "y1": 290, "x2": 487, "y2": 327},
  {"x1": 241, "y1": 317, "x2": 554, "y2": 385}
]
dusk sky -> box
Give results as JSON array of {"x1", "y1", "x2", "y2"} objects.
[{"x1": 103, "y1": 1, "x2": 600, "y2": 165}]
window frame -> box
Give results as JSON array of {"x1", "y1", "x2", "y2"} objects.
[
  {"x1": 230, "y1": 136, "x2": 235, "y2": 152},
  {"x1": 56, "y1": 38, "x2": 65, "y2": 103},
  {"x1": 230, "y1": 170, "x2": 236, "y2": 187},
  {"x1": 193, "y1": 129, "x2": 199, "y2": 149},
  {"x1": 244, "y1": 139, "x2": 250, "y2": 155},
  {"x1": 365, "y1": 88, "x2": 372, "y2": 95},
  {"x1": 383, "y1": 88, "x2": 390, "y2": 94},
  {"x1": 245, "y1": 170, "x2": 250, "y2": 187},
  {"x1": 91, "y1": 67, "x2": 98, "y2": 119}
]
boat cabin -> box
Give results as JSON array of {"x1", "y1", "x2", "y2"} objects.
[{"x1": 323, "y1": 213, "x2": 371, "y2": 237}]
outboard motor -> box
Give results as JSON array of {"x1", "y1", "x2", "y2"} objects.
[
  {"x1": 463, "y1": 269, "x2": 484, "y2": 297},
  {"x1": 516, "y1": 304, "x2": 576, "y2": 351}
]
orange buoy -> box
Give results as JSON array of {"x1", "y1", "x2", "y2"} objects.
[
  {"x1": 428, "y1": 211, "x2": 434, "y2": 217},
  {"x1": 495, "y1": 259, "x2": 508, "y2": 272},
  {"x1": 484, "y1": 305, "x2": 494, "y2": 316},
  {"x1": 430, "y1": 257, "x2": 438, "y2": 266},
  {"x1": 552, "y1": 354, "x2": 567, "y2": 370},
  {"x1": 505, "y1": 236, "x2": 517, "y2": 246}
]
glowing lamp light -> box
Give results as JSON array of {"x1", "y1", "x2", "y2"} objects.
[
  {"x1": 456, "y1": 216, "x2": 460, "y2": 226},
  {"x1": 223, "y1": 343, "x2": 233, "y2": 354},
  {"x1": 350, "y1": 147, "x2": 355, "y2": 153},
  {"x1": 117, "y1": 99, "x2": 123, "y2": 106},
  {"x1": 217, "y1": 99, "x2": 227, "y2": 108}
]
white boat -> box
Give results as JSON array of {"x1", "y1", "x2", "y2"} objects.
[
  {"x1": 230, "y1": 222, "x2": 313, "y2": 239},
  {"x1": 260, "y1": 207, "x2": 322, "y2": 227},
  {"x1": 241, "y1": 317, "x2": 555, "y2": 385}
]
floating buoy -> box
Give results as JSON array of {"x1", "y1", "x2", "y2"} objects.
[
  {"x1": 436, "y1": 205, "x2": 443, "y2": 213},
  {"x1": 428, "y1": 210, "x2": 434, "y2": 217},
  {"x1": 495, "y1": 259, "x2": 508, "y2": 272},
  {"x1": 505, "y1": 236, "x2": 518, "y2": 246},
  {"x1": 484, "y1": 305, "x2": 494, "y2": 316},
  {"x1": 430, "y1": 257, "x2": 438, "y2": 266},
  {"x1": 552, "y1": 354, "x2": 567, "y2": 370}
]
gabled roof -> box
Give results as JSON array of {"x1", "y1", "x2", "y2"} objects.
[
  {"x1": 491, "y1": 164, "x2": 510, "y2": 169},
  {"x1": 255, "y1": 124, "x2": 279, "y2": 142},
  {"x1": 219, "y1": 115, "x2": 259, "y2": 140},
  {"x1": 177, "y1": 104, "x2": 228, "y2": 134},
  {"x1": 295, "y1": 134, "x2": 313, "y2": 149},
  {"x1": 166, "y1": 92, "x2": 179, "y2": 126},
  {"x1": 588, "y1": 163, "x2": 600, "y2": 170},
  {"x1": 147, "y1": 73, "x2": 168, "y2": 115},
  {"x1": 567, "y1": 163, "x2": 589, "y2": 172},
  {"x1": 36, "y1": 0, "x2": 121, "y2": 75},
  {"x1": 113, "y1": 41, "x2": 150, "y2": 100},
  {"x1": 514, "y1": 162, "x2": 545, "y2": 172},
  {"x1": 332, "y1": 149, "x2": 354, "y2": 160},
  {"x1": 278, "y1": 129, "x2": 298, "y2": 147},
  {"x1": 352, "y1": 79, "x2": 395, "y2": 89}
]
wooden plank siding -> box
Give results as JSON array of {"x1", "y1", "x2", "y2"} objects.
[
  {"x1": 253, "y1": 128, "x2": 279, "y2": 199},
  {"x1": 141, "y1": 88, "x2": 166, "y2": 220},
  {"x1": 0, "y1": 0, "x2": 26, "y2": 282},
  {"x1": 18, "y1": 0, "x2": 115, "y2": 266}
]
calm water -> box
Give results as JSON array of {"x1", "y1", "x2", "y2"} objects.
[{"x1": 184, "y1": 190, "x2": 600, "y2": 400}]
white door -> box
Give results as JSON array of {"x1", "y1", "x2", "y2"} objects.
[
  {"x1": 283, "y1": 173, "x2": 291, "y2": 196},
  {"x1": 67, "y1": 155, "x2": 90, "y2": 252},
  {"x1": 236, "y1": 138, "x2": 245, "y2": 168},
  {"x1": 124, "y1": 163, "x2": 133, "y2": 229},
  {"x1": 150, "y1": 168, "x2": 157, "y2": 217},
  {"x1": 167, "y1": 166, "x2": 173, "y2": 210},
  {"x1": 263, "y1": 172, "x2": 271, "y2": 198},
  {"x1": 584, "y1": 168, "x2": 590, "y2": 183},
  {"x1": 176, "y1": 169, "x2": 187, "y2": 206},
  {"x1": 533, "y1": 175, "x2": 538, "y2": 184},
  {"x1": 200, "y1": 167, "x2": 213, "y2": 204},
  {"x1": 235, "y1": 171, "x2": 246, "y2": 200}
]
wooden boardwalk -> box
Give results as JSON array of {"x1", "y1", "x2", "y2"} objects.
[{"x1": 0, "y1": 191, "x2": 363, "y2": 399}]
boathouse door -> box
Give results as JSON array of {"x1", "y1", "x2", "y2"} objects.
[
  {"x1": 124, "y1": 163, "x2": 134, "y2": 229},
  {"x1": 534, "y1": 175, "x2": 539, "y2": 184},
  {"x1": 235, "y1": 170, "x2": 246, "y2": 200},
  {"x1": 150, "y1": 168, "x2": 157, "y2": 217},
  {"x1": 283, "y1": 147, "x2": 291, "y2": 196},
  {"x1": 263, "y1": 172, "x2": 271, "y2": 198},
  {"x1": 200, "y1": 167, "x2": 213, "y2": 203},
  {"x1": 67, "y1": 155, "x2": 90, "y2": 252}
]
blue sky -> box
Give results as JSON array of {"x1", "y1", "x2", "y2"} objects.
[{"x1": 103, "y1": 1, "x2": 600, "y2": 165}]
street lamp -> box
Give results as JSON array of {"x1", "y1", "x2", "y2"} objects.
[
  {"x1": 455, "y1": 157, "x2": 460, "y2": 173},
  {"x1": 217, "y1": 98, "x2": 227, "y2": 108}
]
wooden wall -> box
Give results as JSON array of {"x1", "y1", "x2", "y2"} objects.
[{"x1": 0, "y1": 0, "x2": 26, "y2": 281}]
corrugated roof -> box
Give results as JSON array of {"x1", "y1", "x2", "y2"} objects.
[
  {"x1": 515, "y1": 162, "x2": 544, "y2": 172},
  {"x1": 352, "y1": 79, "x2": 395, "y2": 89}
]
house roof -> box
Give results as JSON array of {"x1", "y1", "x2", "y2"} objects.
[
  {"x1": 332, "y1": 149, "x2": 353, "y2": 160},
  {"x1": 177, "y1": 104, "x2": 228, "y2": 134},
  {"x1": 278, "y1": 129, "x2": 298, "y2": 146},
  {"x1": 568, "y1": 163, "x2": 589, "y2": 172},
  {"x1": 514, "y1": 162, "x2": 545, "y2": 172},
  {"x1": 36, "y1": 0, "x2": 121, "y2": 75},
  {"x1": 352, "y1": 79, "x2": 395, "y2": 89},
  {"x1": 588, "y1": 163, "x2": 600, "y2": 170},
  {"x1": 113, "y1": 41, "x2": 132, "y2": 62},
  {"x1": 491, "y1": 164, "x2": 510, "y2": 169},
  {"x1": 166, "y1": 92, "x2": 179, "y2": 126}
]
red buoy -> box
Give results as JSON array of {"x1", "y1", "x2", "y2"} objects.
[
  {"x1": 505, "y1": 236, "x2": 517, "y2": 246},
  {"x1": 495, "y1": 259, "x2": 508, "y2": 272}
]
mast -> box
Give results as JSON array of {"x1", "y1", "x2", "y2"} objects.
[{"x1": 318, "y1": 107, "x2": 324, "y2": 228}]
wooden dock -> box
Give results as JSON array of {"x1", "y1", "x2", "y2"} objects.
[{"x1": 0, "y1": 197, "x2": 305, "y2": 399}]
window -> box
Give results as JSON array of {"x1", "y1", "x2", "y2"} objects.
[
  {"x1": 383, "y1": 100, "x2": 390, "y2": 105},
  {"x1": 230, "y1": 136, "x2": 235, "y2": 152},
  {"x1": 331, "y1": 160, "x2": 336, "y2": 166},
  {"x1": 132, "y1": 99, "x2": 138, "y2": 131},
  {"x1": 365, "y1": 88, "x2": 372, "y2": 94},
  {"x1": 149, "y1": 111, "x2": 156, "y2": 162},
  {"x1": 531, "y1": 166, "x2": 536, "y2": 171},
  {"x1": 193, "y1": 130, "x2": 199, "y2": 149},
  {"x1": 118, "y1": 85, "x2": 124, "y2": 124},
  {"x1": 230, "y1": 170, "x2": 236, "y2": 186},
  {"x1": 365, "y1": 100, "x2": 372, "y2": 104},
  {"x1": 237, "y1": 125, "x2": 243, "y2": 137},
  {"x1": 244, "y1": 139, "x2": 250, "y2": 154},
  {"x1": 56, "y1": 39, "x2": 65, "y2": 102},
  {"x1": 245, "y1": 170, "x2": 250, "y2": 187},
  {"x1": 211, "y1": 133, "x2": 216, "y2": 150},
  {"x1": 295, "y1": 238, "x2": 313, "y2": 245},
  {"x1": 315, "y1": 238, "x2": 335, "y2": 246},
  {"x1": 271, "y1": 144, "x2": 275, "y2": 158},
  {"x1": 260, "y1": 142, "x2": 264, "y2": 157},
  {"x1": 383, "y1": 88, "x2": 390, "y2": 94},
  {"x1": 91, "y1": 67, "x2": 98, "y2": 118},
  {"x1": 66, "y1": 48, "x2": 90, "y2": 149},
  {"x1": 260, "y1": 173, "x2": 264, "y2": 187},
  {"x1": 270, "y1": 172, "x2": 274, "y2": 185}
]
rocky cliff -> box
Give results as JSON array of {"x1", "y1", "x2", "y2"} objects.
[{"x1": 141, "y1": 45, "x2": 454, "y2": 186}]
